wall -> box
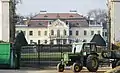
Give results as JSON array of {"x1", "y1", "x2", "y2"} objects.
[
  {"x1": 69, "y1": 26, "x2": 103, "y2": 42},
  {"x1": 16, "y1": 26, "x2": 49, "y2": 44}
]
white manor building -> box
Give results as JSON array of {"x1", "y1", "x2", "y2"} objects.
[{"x1": 16, "y1": 13, "x2": 107, "y2": 44}]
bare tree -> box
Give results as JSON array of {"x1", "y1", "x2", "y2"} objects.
[
  {"x1": 9, "y1": 0, "x2": 22, "y2": 42},
  {"x1": 87, "y1": 9, "x2": 107, "y2": 23}
]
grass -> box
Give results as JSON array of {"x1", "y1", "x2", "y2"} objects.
[
  {"x1": 21, "y1": 52, "x2": 104, "y2": 61},
  {"x1": 21, "y1": 52, "x2": 63, "y2": 59}
]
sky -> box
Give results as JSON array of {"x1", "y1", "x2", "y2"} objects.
[{"x1": 16, "y1": 0, "x2": 107, "y2": 16}]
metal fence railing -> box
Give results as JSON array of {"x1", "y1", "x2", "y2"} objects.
[{"x1": 20, "y1": 44, "x2": 72, "y2": 69}]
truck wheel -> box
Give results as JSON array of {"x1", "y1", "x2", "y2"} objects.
[
  {"x1": 112, "y1": 60, "x2": 120, "y2": 68},
  {"x1": 86, "y1": 55, "x2": 99, "y2": 72},
  {"x1": 57, "y1": 63, "x2": 65, "y2": 72},
  {"x1": 112, "y1": 61, "x2": 116, "y2": 68},
  {"x1": 72, "y1": 63, "x2": 82, "y2": 72},
  {"x1": 116, "y1": 60, "x2": 120, "y2": 67}
]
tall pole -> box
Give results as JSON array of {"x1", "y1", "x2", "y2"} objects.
[
  {"x1": 107, "y1": 0, "x2": 112, "y2": 50},
  {"x1": 9, "y1": 0, "x2": 16, "y2": 42}
]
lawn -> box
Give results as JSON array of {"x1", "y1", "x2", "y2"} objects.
[{"x1": 21, "y1": 52, "x2": 63, "y2": 59}]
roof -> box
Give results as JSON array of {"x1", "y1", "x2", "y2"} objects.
[
  {"x1": 68, "y1": 20, "x2": 89, "y2": 27},
  {"x1": 28, "y1": 20, "x2": 48, "y2": 27},
  {"x1": 24, "y1": 13, "x2": 89, "y2": 27},
  {"x1": 90, "y1": 34, "x2": 106, "y2": 46},
  {"x1": 32, "y1": 13, "x2": 84, "y2": 19}
]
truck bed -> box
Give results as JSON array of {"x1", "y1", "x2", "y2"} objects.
[{"x1": 102, "y1": 50, "x2": 120, "y2": 59}]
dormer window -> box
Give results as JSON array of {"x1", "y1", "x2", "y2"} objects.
[
  {"x1": 70, "y1": 15, "x2": 73, "y2": 17},
  {"x1": 44, "y1": 15, "x2": 48, "y2": 17},
  {"x1": 76, "y1": 23, "x2": 79, "y2": 25},
  {"x1": 39, "y1": 23, "x2": 42, "y2": 25},
  {"x1": 57, "y1": 14, "x2": 60, "y2": 18},
  {"x1": 66, "y1": 21, "x2": 68, "y2": 25},
  {"x1": 49, "y1": 21, "x2": 52, "y2": 24}
]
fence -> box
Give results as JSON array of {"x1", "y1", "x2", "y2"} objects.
[{"x1": 20, "y1": 44, "x2": 72, "y2": 69}]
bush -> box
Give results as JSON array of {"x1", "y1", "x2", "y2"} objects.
[{"x1": 0, "y1": 40, "x2": 8, "y2": 43}]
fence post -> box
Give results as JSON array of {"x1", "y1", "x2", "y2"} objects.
[{"x1": 38, "y1": 44, "x2": 40, "y2": 68}]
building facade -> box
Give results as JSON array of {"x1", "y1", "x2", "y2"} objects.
[
  {"x1": 16, "y1": 13, "x2": 106, "y2": 44},
  {"x1": 0, "y1": 0, "x2": 10, "y2": 42}
]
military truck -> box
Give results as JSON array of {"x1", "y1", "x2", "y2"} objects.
[
  {"x1": 57, "y1": 42, "x2": 99, "y2": 72},
  {"x1": 102, "y1": 50, "x2": 120, "y2": 68}
]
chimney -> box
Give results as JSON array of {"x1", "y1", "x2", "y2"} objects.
[
  {"x1": 40, "y1": 10, "x2": 47, "y2": 14},
  {"x1": 69, "y1": 10, "x2": 77, "y2": 13}
]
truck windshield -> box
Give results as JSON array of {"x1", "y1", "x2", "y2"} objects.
[
  {"x1": 83, "y1": 44, "x2": 97, "y2": 52},
  {"x1": 83, "y1": 44, "x2": 90, "y2": 52},
  {"x1": 91, "y1": 44, "x2": 97, "y2": 52}
]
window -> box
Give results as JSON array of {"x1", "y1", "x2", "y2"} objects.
[
  {"x1": 57, "y1": 39, "x2": 60, "y2": 44},
  {"x1": 39, "y1": 22, "x2": 42, "y2": 25},
  {"x1": 49, "y1": 21, "x2": 52, "y2": 24},
  {"x1": 38, "y1": 31, "x2": 41, "y2": 36},
  {"x1": 76, "y1": 23, "x2": 79, "y2": 25},
  {"x1": 45, "y1": 40, "x2": 47, "y2": 44},
  {"x1": 76, "y1": 31, "x2": 79, "y2": 36},
  {"x1": 83, "y1": 39, "x2": 87, "y2": 42},
  {"x1": 23, "y1": 31, "x2": 26, "y2": 36},
  {"x1": 44, "y1": 31, "x2": 47, "y2": 36},
  {"x1": 50, "y1": 40, "x2": 54, "y2": 44},
  {"x1": 102, "y1": 32, "x2": 104, "y2": 36},
  {"x1": 16, "y1": 30, "x2": 19, "y2": 34},
  {"x1": 98, "y1": 31, "x2": 101, "y2": 34},
  {"x1": 84, "y1": 30, "x2": 87, "y2": 36},
  {"x1": 64, "y1": 30, "x2": 67, "y2": 35},
  {"x1": 83, "y1": 44, "x2": 90, "y2": 52},
  {"x1": 69, "y1": 40, "x2": 72, "y2": 44},
  {"x1": 76, "y1": 39, "x2": 79, "y2": 43},
  {"x1": 66, "y1": 21, "x2": 68, "y2": 25},
  {"x1": 63, "y1": 39, "x2": 67, "y2": 44},
  {"x1": 51, "y1": 30, "x2": 54, "y2": 35},
  {"x1": 105, "y1": 32, "x2": 107, "y2": 36},
  {"x1": 57, "y1": 30, "x2": 60, "y2": 37},
  {"x1": 69, "y1": 30, "x2": 72, "y2": 35},
  {"x1": 29, "y1": 31, "x2": 33, "y2": 36},
  {"x1": 91, "y1": 31, "x2": 94, "y2": 35},
  {"x1": 30, "y1": 40, "x2": 33, "y2": 44},
  {"x1": 44, "y1": 15, "x2": 48, "y2": 17},
  {"x1": 38, "y1": 40, "x2": 40, "y2": 44}
]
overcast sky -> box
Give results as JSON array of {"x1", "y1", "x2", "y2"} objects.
[{"x1": 16, "y1": 0, "x2": 107, "y2": 16}]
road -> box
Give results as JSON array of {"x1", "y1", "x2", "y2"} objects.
[
  {"x1": 0, "y1": 67, "x2": 111, "y2": 73},
  {"x1": 0, "y1": 70, "x2": 106, "y2": 73}
]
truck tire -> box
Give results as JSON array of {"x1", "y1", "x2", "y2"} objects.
[
  {"x1": 86, "y1": 55, "x2": 99, "y2": 72},
  {"x1": 112, "y1": 60, "x2": 120, "y2": 68},
  {"x1": 115, "y1": 60, "x2": 120, "y2": 67},
  {"x1": 112, "y1": 61, "x2": 116, "y2": 68},
  {"x1": 57, "y1": 63, "x2": 65, "y2": 72},
  {"x1": 72, "y1": 63, "x2": 82, "y2": 72}
]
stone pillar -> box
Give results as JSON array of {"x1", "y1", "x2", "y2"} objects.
[
  {"x1": 0, "y1": 0, "x2": 10, "y2": 42},
  {"x1": 0, "y1": 1, "x2": 2, "y2": 40}
]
